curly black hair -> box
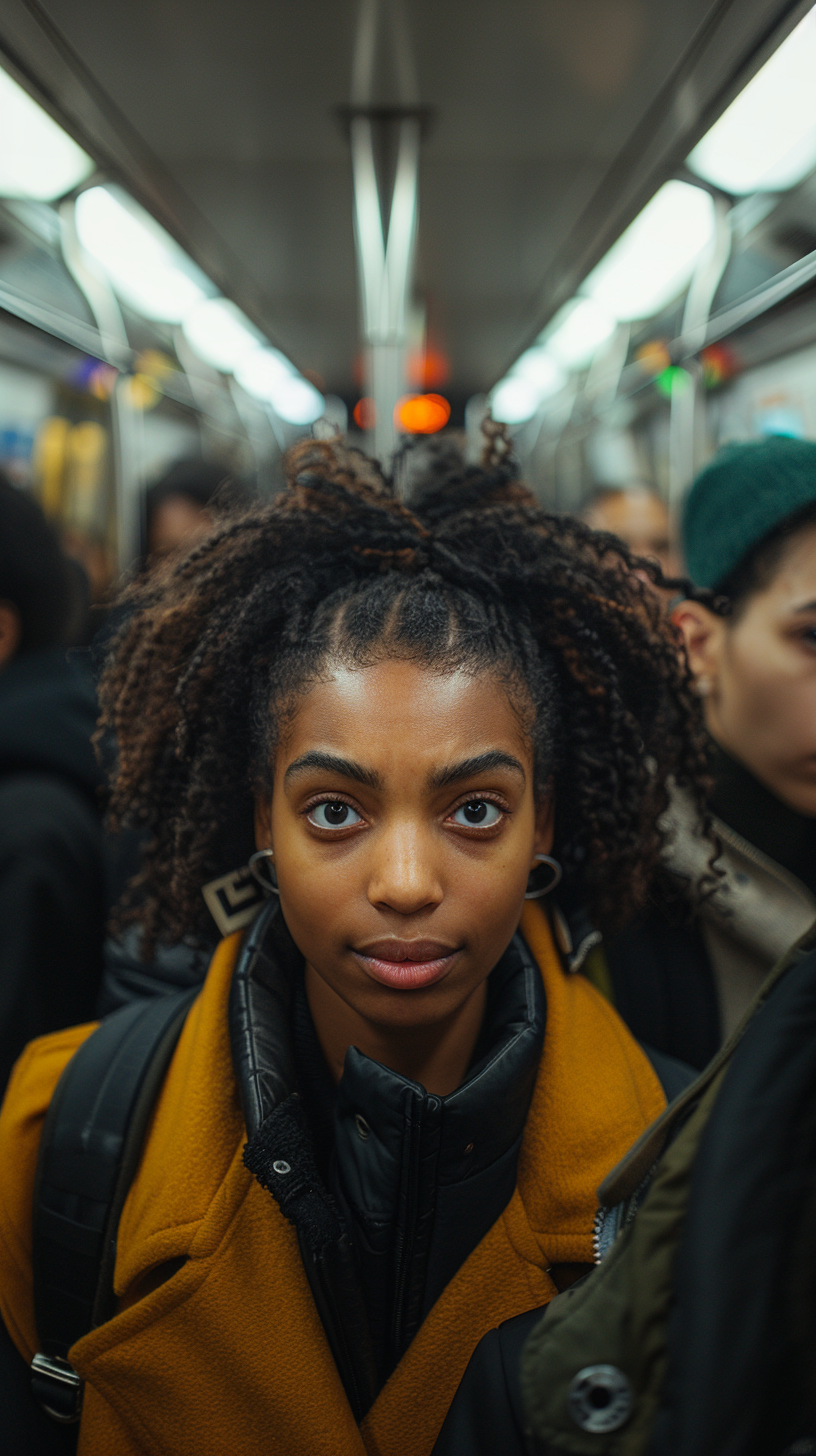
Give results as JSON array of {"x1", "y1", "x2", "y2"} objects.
[{"x1": 98, "y1": 434, "x2": 711, "y2": 954}]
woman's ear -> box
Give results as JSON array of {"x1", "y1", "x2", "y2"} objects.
[
  {"x1": 253, "y1": 795, "x2": 273, "y2": 852},
  {"x1": 532, "y1": 794, "x2": 556, "y2": 861},
  {"x1": 671, "y1": 599, "x2": 725, "y2": 693}
]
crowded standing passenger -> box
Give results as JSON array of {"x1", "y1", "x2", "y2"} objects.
[
  {"x1": 604, "y1": 436, "x2": 816, "y2": 1067},
  {"x1": 0, "y1": 438, "x2": 709, "y2": 1455},
  {"x1": 99, "y1": 457, "x2": 256, "y2": 1010},
  {"x1": 579, "y1": 483, "x2": 679, "y2": 580},
  {"x1": 142, "y1": 458, "x2": 237, "y2": 561},
  {"x1": 0, "y1": 476, "x2": 105, "y2": 1094}
]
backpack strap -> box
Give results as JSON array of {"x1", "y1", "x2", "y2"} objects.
[{"x1": 30, "y1": 987, "x2": 197, "y2": 1423}]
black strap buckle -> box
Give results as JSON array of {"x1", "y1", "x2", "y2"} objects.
[{"x1": 31, "y1": 1352, "x2": 84, "y2": 1423}]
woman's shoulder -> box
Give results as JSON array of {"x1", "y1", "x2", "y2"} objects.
[{"x1": 0, "y1": 1022, "x2": 98, "y2": 1360}]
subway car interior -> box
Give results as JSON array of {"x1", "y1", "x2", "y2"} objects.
[
  {"x1": 0, "y1": 0, "x2": 815, "y2": 573},
  {"x1": 4, "y1": 2, "x2": 816, "y2": 1454}
]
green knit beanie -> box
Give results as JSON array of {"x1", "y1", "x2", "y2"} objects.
[{"x1": 682, "y1": 436, "x2": 816, "y2": 590}]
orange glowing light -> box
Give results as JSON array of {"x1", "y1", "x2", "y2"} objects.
[
  {"x1": 395, "y1": 393, "x2": 451, "y2": 434},
  {"x1": 636, "y1": 340, "x2": 671, "y2": 376},
  {"x1": 407, "y1": 347, "x2": 450, "y2": 390},
  {"x1": 353, "y1": 397, "x2": 376, "y2": 429}
]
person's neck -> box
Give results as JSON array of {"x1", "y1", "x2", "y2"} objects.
[{"x1": 304, "y1": 963, "x2": 488, "y2": 1096}]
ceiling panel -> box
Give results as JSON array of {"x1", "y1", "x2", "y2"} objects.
[{"x1": 0, "y1": 0, "x2": 806, "y2": 396}]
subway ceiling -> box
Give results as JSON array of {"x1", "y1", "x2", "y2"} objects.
[{"x1": 0, "y1": 0, "x2": 807, "y2": 399}]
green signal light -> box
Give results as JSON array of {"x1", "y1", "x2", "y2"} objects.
[{"x1": 655, "y1": 366, "x2": 691, "y2": 398}]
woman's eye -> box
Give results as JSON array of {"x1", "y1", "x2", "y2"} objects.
[
  {"x1": 450, "y1": 799, "x2": 503, "y2": 828},
  {"x1": 308, "y1": 801, "x2": 363, "y2": 829}
]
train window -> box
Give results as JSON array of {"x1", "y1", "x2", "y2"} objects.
[{"x1": 487, "y1": 4, "x2": 816, "y2": 517}]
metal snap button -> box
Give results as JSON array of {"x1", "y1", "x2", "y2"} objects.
[
  {"x1": 463, "y1": 1142, "x2": 474, "y2": 1155},
  {"x1": 272, "y1": 1160, "x2": 291, "y2": 1175},
  {"x1": 568, "y1": 1364, "x2": 632, "y2": 1433},
  {"x1": 354, "y1": 1114, "x2": 371, "y2": 1141}
]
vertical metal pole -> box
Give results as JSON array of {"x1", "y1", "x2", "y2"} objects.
[
  {"x1": 349, "y1": 0, "x2": 420, "y2": 481},
  {"x1": 350, "y1": 114, "x2": 419, "y2": 472}
]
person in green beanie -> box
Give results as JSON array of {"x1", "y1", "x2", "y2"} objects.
[{"x1": 604, "y1": 435, "x2": 816, "y2": 1067}]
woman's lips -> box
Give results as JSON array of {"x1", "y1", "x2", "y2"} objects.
[{"x1": 352, "y1": 940, "x2": 461, "y2": 990}]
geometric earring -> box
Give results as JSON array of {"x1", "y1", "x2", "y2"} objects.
[
  {"x1": 524, "y1": 853, "x2": 563, "y2": 899},
  {"x1": 248, "y1": 848, "x2": 280, "y2": 895}
]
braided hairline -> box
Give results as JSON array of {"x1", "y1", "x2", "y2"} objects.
[{"x1": 98, "y1": 440, "x2": 710, "y2": 955}]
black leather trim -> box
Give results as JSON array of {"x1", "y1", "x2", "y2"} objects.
[
  {"x1": 230, "y1": 900, "x2": 378, "y2": 1416},
  {"x1": 228, "y1": 899, "x2": 300, "y2": 1137}
]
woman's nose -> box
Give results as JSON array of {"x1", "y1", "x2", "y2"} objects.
[{"x1": 366, "y1": 824, "x2": 444, "y2": 914}]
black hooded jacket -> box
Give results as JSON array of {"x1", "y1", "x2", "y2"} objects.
[{"x1": 0, "y1": 650, "x2": 106, "y2": 1093}]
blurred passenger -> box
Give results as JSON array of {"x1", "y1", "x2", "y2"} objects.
[
  {"x1": 95, "y1": 458, "x2": 253, "y2": 1009},
  {"x1": 442, "y1": 925, "x2": 816, "y2": 1456},
  {"x1": 0, "y1": 438, "x2": 706, "y2": 1454},
  {"x1": 0, "y1": 476, "x2": 105, "y2": 1094},
  {"x1": 580, "y1": 483, "x2": 680, "y2": 579},
  {"x1": 605, "y1": 436, "x2": 816, "y2": 1068},
  {"x1": 143, "y1": 458, "x2": 234, "y2": 561}
]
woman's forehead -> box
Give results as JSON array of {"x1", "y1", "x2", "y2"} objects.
[{"x1": 276, "y1": 660, "x2": 534, "y2": 779}]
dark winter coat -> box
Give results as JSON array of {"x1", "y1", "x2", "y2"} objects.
[{"x1": 0, "y1": 650, "x2": 105, "y2": 1092}]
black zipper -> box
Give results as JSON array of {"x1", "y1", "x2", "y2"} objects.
[
  {"x1": 298, "y1": 1230, "x2": 378, "y2": 1422},
  {"x1": 390, "y1": 1089, "x2": 424, "y2": 1366}
]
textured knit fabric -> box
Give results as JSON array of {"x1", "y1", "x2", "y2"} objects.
[
  {"x1": 0, "y1": 903, "x2": 665, "y2": 1456},
  {"x1": 682, "y1": 436, "x2": 816, "y2": 590}
]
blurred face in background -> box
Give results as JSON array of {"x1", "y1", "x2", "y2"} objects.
[
  {"x1": 582, "y1": 487, "x2": 679, "y2": 579},
  {"x1": 0, "y1": 602, "x2": 20, "y2": 667},
  {"x1": 148, "y1": 493, "x2": 214, "y2": 559},
  {"x1": 674, "y1": 522, "x2": 816, "y2": 816}
]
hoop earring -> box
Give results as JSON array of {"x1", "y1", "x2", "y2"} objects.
[
  {"x1": 248, "y1": 848, "x2": 280, "y2": 896},
  {"x1": 524, "y1": 853, "x2": 563, "y2": 899}
]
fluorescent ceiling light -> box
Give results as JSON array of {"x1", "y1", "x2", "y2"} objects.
[
  {"x1": 491, "y1": 376, "x2": 543, "y2": 424},
  {"x1": 0, "y1": 66, "x2": 94, "y2": 200},
  {"x1": 233, "y1": 344, "x2": 325, "y2": 425},
  {"x1": 688, "y1": 9, "x2": 816, "y2": 193},
  {"x1": 268, "y1": 375, "x2": 325, "y2": 425},
  {"x1": 543, "y1": 298, "x2": 617, "y2": 369},
  {"x1": 582, "y1": 181, "x2": 715, "y2": 321},
  {"x1": 182, "y1": 296, "x2": 263, "y2": 372},
  {"x1": 75, "y1": 187, "x2": 207, "y2": 322},
  {"x1": 510, "y1": 349, "x2": 565, "y2": 396},
  {"x1": 234, "y1": 346, "x2": 294, "y2": 400}
]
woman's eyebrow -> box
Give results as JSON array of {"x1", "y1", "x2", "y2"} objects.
[
  {"x1": 284, "y1": 750, "x2": 381, "y2": 788},
  {"x1": 430, "y1": 751, "x2": 526, "y2": 789}
]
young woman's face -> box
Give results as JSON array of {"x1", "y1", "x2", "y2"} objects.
[
  {"x1": 255, "y1": 658, "x2": 553, "y2": 1034},
  {"x1": 677, "y1": 523, "x2": 816, "y2": 815}
]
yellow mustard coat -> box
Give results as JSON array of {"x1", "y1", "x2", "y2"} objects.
[{"x1": 0, "y1": 903, "x2": 665, "y2": 1456}]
